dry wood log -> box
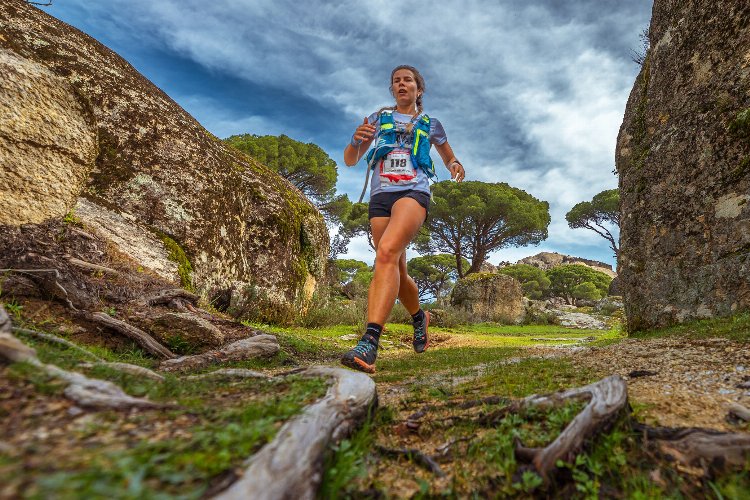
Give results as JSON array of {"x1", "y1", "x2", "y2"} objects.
[
  {"x1": 513, "y1": 375, "x2": 628, "y2": 479},
  {"x1": 66, "y1": 257, "x2": 120, "y2": 276},
  {"x1": 214, "y1": 366, "x2": 377, "y2": 500},
  {"x1": 88, "y1": 312, "x2": 175, "y2": 359},
  {"x1": 159, "y1": 334, "x2": 279, "y2": 372},
  {"x1": 12, "y1": 327, "x2": 104, "y2": 362},
  {"x1": 142, "y1": 288, "x2": 200, "y2": 307}
]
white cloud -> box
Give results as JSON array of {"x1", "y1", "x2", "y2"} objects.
[{"x1": 57, "y1": 0, "x2": 649, "y2": 269}]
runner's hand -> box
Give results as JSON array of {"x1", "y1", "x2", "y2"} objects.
[
  {"x1": 352, "y1": 117, "x2": 376, "y2": 144},
  {"x1": 449, "y1": 161, "x2": 465, "y2": 182}
]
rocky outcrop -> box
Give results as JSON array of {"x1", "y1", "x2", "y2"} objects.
[
  {"x1": 451, "y1": 273, "x2": 524, "y2": 323},
  {"x1": 0, "y1": 1, "x2": 328, "y2": 321},
  {"x1": 0, "y1": 47, "x2": 96, "y2": 224},
  {"x1": 616, "y1": 0, "x2": 750, "y2": 330},
  {"x1": 516, "y1": 252, "x2": 616, "y2": 278},
  {"x1": 149, "y1": 312, "x2": 224, "y2": 351}
]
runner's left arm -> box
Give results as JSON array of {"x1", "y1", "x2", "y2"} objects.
[{"x1": 435, "y1": 142, "x2": 465, "y2": 182}]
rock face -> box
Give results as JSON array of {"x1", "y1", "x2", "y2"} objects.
[
  {"x1": 516, "y1": 252, "x2": 616, "y2": 278},
  {"x1": 451, "y1": 273, "x2": 524, "y2": 323},
  {"x1": 0, "y1": 1, "x2": 328, "y2": 321},
  {"x1": 0, "y1": 47, "x2": 97, "y2": 224},
  {"x1": 616, "y1": 0, "x2": 750, "y2": 331}
]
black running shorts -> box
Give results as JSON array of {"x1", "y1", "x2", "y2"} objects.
[{"x1": 368, "y1": 190, "x2": 431, "y2": 219}]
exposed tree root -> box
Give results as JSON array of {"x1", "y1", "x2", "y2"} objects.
[
  {"x1": 142, "y1": 288, "x2": 200, "y2": 308},
  {"x1": 214, "y1": 366, "x2": 377, "y2": 500},
  {"x1": 634, "y1": 423, "x2": 750, "y2": 476},
  {"x1": 184, "y1": 368, "x2": 270, "y2": 380},
  {"x1": 12, "y1": 326, "x2": 104, "y2": 361},
  {"x1": 727, "y1": 403, "x2": 750, "y2": 422},
  {"x1": 0, "y1": 305, "x2": 161, "y2": 409},
  {"x1": 159, "y1": 334, "x2": 279, "y2": 372},
  {"x1": 88, "y1": 312, "x2": 175, "y2": 359},
  {"x1": 0, "y1": 267, "x2": 77, "y2": 310},
  {"x1": 66, "y1": 257, "x2": 120, "y2": 277},
  {"x1": 375, "y1": 445, "x2": 446, "y2": 477},
  {"x1": 512, "y1": 375, "x2": 629, "y2": 479},
  {"x1": 78, "y1": 361, "x2": 166, "y2": 382}
]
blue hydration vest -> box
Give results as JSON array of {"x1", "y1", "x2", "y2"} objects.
[{"x1": 365, "y1": 111, "x2": 437, "y2": 180}]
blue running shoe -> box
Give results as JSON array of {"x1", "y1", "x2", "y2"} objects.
[
  {"x1": 412, "y1": 311, "x2": 430, "y2": 353},
  {"x1": 341, "y1": 334, "x2": 378, "y2": 373}
]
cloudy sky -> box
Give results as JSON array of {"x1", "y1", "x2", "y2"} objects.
[{"x1": 46, "y1": 0, "x2": 652, "y2": 270}]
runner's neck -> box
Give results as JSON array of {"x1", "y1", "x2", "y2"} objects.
[{"x1": 395, "y1": 105, "x2": 418, "y2": 116}]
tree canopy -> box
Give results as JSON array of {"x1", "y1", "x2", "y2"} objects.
[
  {"x1": 407, "y1": 253, "x2": 470, "y2": 302},
  {"x1": 416, "y1": 181, "x2": 550, "y2": 277},
  {"x1": 497, "y1": 263, "x2": 551, "y2": 299},
  {"x1": 224, "y1": 134, "x2": 338, "y2": 204},
  {"x1": 546, "y1": 264, "x2": 612, "y2": 305},
  {"x1": 566, "y1": 189, "x2": 620, "y2": 259}
]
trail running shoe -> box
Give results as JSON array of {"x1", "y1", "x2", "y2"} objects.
[
  {"x1": 412, "y1": 311, "x2": 430, "y2": 353},
  {"x1": 341, "y1": 334, "x2": 378, "y2": 373}
]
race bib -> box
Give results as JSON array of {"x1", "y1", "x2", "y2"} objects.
[{"x1": 380, "y1": 148, "x2": 416, "y2": 183}]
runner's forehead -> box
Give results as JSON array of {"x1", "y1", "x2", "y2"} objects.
[{"x1": 392, "y1": 69, "x2": 415, "y2": 81}]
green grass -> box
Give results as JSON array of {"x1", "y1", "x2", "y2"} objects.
[
  {"x1": 631, "y1": 312, "x2": 750, "y2": 342},
  {"x1": 2, "y1": 325, "x2": 330, "y2": 498}
]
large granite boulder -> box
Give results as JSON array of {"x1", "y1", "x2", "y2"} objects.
[
  {"x1": 0, "y1": 1, "x2": 328, "y2": 322},
  {"x1": 616, "y1": 0, "x2": 750, "y2": 331},
  {"x1": 450, "y1": 273, "x2": 524, "y2": 323},
  {"x1": 0, "y1": 46, "x2": 96, "y2": 224}
]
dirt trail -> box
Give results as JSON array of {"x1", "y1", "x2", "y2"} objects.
[{"x1": 570, "y1": 337, "x2": 750, "y2": 431}]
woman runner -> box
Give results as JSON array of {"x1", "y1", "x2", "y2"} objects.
[{"x1": 340, "y1": 65, "x2": 465, "y2": 373}]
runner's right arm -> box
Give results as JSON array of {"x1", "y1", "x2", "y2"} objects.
[{"x1": 344, "y1": 117, "x2": 377, "y2": 166}]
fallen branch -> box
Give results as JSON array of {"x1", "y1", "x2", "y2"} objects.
[
  {"x1": 214, "y1": 366, "x2": 377, "y2": 500},
  {"x1": 88, "y1": 312, "x2": 175, "y2": 359},
  {"x1": 376, "y1": 445, "x2": 445, "y2": 477},
  {"x1": 12, "y1": 327, "x2": 104, "y2": 362},
  {"x1": 513, "y1": 376, "x2": 628, "y2": 480},
  {"x1": 159, "y1": 334, "x2": 278, "y2": 372}
]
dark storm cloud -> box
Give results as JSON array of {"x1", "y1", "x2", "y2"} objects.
[{"x1": 48, "y1": 0, "x2": 653, "y2": 265}]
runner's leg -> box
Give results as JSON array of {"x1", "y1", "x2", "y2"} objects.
[
  {"x1": 367, "y1": 197, "x2": 426, "y2": 325},
  {"x1": 371, "y1": 219, "x2": 421, "y2": 316}
]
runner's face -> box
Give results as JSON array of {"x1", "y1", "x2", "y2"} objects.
[{"x1": 392, "y1": 69, "x2": 420, "y2": 108}]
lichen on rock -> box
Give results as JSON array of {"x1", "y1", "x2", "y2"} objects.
[
  {"x1": 616, "y1": 0, "x2": 750, "y2": 331},
  {"x1": 0, "y1": 0, "x2": 329, "y2": 323}
]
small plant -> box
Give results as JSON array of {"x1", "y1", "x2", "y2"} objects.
[
  {"x1": 2, "y1": 299, "x2": 23, "y2": 319},
  {"x1": 62, "y1": 209, "x2": 83, "y2": 226}
]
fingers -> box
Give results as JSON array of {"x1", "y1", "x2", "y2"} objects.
[
  {"x1": 353, "y1": 117, "x2": 376, "y2": 142},
  {"x1": 450, "y1": 163, "x2": 465, "y2": 182}
]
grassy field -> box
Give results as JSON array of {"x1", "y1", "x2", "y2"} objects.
[{"x1": 3, "y1": 304, "x2": 750, "y2": 498}]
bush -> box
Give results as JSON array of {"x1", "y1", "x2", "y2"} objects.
[{"x1": 498, "y1": 264, "x2": 550, "y2": 299}]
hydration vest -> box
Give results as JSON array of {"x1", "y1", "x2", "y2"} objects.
[{"x1": 365, "y1": 111, "x2": 437, "y2": 180}]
